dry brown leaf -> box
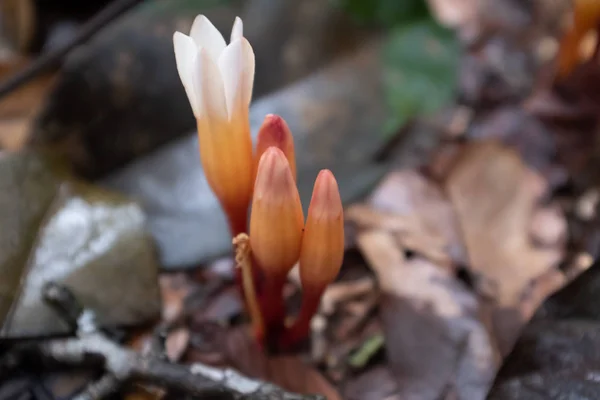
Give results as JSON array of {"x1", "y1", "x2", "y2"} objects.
[
  {"x1": 123, "y1": 389, "x2": 165, "y2": 400},
  {"x1": 0, "y1": 61, "x2": 55, "y2": 150},
  {"x1": 530, "y1": 204, "x2": 567, "y2": 247},
  {"x1": 159, "y1": 272, "x2": 197, "y2": 323},
  {"x1": 427, "y1": 0, "x2": 479, "y2": 29},
  {"x1": 343, "y1": 366, "x2": 399, "y2": 400},
  {"x1": 320, "y1": 277, "x2": 375, "y2": 316},
  {"x1": 349, "y1": 170, "x2": 467, "y2": 267},
  {"x1": 193, "y1": 325, "x2": 342, "y2": 400},
  {"x1": 356, "y1": 230, "x2": 499, "y2": 399},
  {"x1": 445, "y1": 141, "x2": 563, "y2": 307}
]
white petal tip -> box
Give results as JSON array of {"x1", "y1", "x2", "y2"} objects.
[{"x1": 231, "y1": 17, "x2": 243, "y2": 42}]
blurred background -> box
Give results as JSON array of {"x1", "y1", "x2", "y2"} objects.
[{"x1": 3, "y1": 0, "x2": 600, "y2": 399}]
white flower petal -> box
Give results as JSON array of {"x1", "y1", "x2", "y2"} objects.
[
  {"x1": 173, "y1": 32, "x2": 199, "y2": 117},
  {"x1": 193, "y1": 47, "x2": 228, "y2": 121},
  {"x1": 218, "y1": 37, "x2": 255, "y2": 120},
  {"x1": 189, "y1": 15, "x2": 227, "y2": 61},
  {"x1": 230, "y1": 17, "x2": 243, "y2": 42}
]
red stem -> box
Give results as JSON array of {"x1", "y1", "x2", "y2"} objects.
[
  {"x1": 280, "y1": 286, "x2": 324, "y2": 349},
  {"x1": 261, "y1": 275, "x2": 286, "y2": 337}
]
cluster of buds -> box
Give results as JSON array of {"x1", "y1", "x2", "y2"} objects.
[
  {"x1": 173, "y1": 16, "x2": 345, "y2": 349},
  {"x1": 556, "y1": 0, "x2": 600, "y2": 79}
]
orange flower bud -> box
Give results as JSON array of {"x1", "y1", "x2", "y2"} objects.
[
  {"x1": 557, "y1": 0, "x2": 600, "y2": 78},
  {"x1": 250, "y1": 147, "x2": 304, "y2": 279},
  {"x1": 255, "y1": 114, "x2": 297, "y2": 181},
  {"x1": 281, "y1": 170, "x2": 344, "y2": 349},
  {"x1": 299, "y1": 169, "x2": 344, "y2": 291}
]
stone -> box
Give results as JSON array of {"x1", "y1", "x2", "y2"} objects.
[
  {"x1": 29, "y1": 0, "x2": 242, "y2": 179},
  {"x1": 0, "y1": 151, "x2": 161, "y2": 338},
  {"x1": 487, "y1": 260, "x2": 600, "y2": 399},
  {"x1": 30, "y1": 0, "x2": 370, "y2": 179}
]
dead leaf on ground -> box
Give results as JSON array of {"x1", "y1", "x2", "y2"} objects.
[
  {"x1": 189, "y1": 324, "x2": 342, "y2": 400},
  {"x1": 343, "y1": 366, "x2": 399, "y2": 400},
  {"x1": 159, "y1": 272, "x2": 198, "y2": 324},
  {"x1": 427, "y1": 0, "x2": 479, "y2": 30},
  {"x1": 348, "y1": 170, "x2": 467, "y2": 268},
  {"x1": 356, "y1": 230, "x2": 499, "y2": 400},
  {"x1": 443, "y1": 142, "x2": 564, "y2": 299},
  {"x1": 444, "y1": 141, "x2": 565, "y2": 353},
  {"x1": 0, "y1": 61, "x2": 55, "y2": 150}
]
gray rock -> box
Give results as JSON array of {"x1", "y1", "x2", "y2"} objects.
[
  {"x1": 0, "y1": 151, "x2": 161, "y2": 338},
  {"x1": 30, "y1": 0, "x2": 370, "y2": 179},
  {"x1": 487, "y1": 260, "x2": 600, "y2": 399},
  {"x1": 103, "y1": 43, "x2": 389, "y2": 269}
]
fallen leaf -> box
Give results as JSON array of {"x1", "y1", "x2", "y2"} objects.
[
  {"x1": 444, "y1": 141, "x2": 565, "y2": 354},
  {"x1": 159, "y1": 272, "x2": 198, "y2": 323},
  {"x1": 350, "y1": 170, "x2": 467, "y2": 267},
  {"x1": 445, "y1": 141, "x2": 563, "y2": 307},
  {"x1": 190, "y1": 324, "x2": 342, "y2": 399},
  {"x1": 343, "y1": 366, "x2": 399, "y2": 400},
  {"x1": 0, "y1": 61, "x2": 55, "y2": 151},
  {"x1": 201, "y1": 286, "x2": 243, "y2": 323},
  {"x1": 426, "y1": 0, "x2": 478, "y2": 29},
  {"x1": 529, "y1": 203, "x2": 567, "y2": 248},
  {"x1": 356, "y1": 230, "x2": 499, "y2": 399}
]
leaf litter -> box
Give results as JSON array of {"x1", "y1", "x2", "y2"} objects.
[{"x1": 4, "y1": 0, "x2": 600, "y2": 398}]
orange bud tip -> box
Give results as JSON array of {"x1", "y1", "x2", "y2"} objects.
[
  {"x1": 250, "y1": 147, "x2": 304, "y2": 279},
  {"x1": 556, "y1": 0, "x2": 600, "y2": 79},
  {"x1": 255, "y1": 114, "x2": 297, "y2": 181},
  {"x1": 299, "y1": 169, "x2": 344, "y2": 292}
]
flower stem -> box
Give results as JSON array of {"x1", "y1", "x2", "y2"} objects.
[
  {"x1": 261, "y1": 275, "x2": 286, "y2": 339},
  {"x1": 280, "y1": 286, "x2": 324, "y2": 349},
  {"x1": 233, "y1": 234, "x2": 264, "y2": 343}
]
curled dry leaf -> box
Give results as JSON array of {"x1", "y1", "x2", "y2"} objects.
[
  {"x1": 444, "y1": 141, "x2": 566, "y2": 353},
  {"x1": 320, "y1": 277, "x2": 376, "y2": 316},
  {"x1": 356, "y1": 230, "x2": 499, "y2": 399},
  {"x1": 444, "y1": 142, "x2": 563, "y2": 302},
  {"x1": 348, "y1": 170, "x2": 467, "y2": 268}
]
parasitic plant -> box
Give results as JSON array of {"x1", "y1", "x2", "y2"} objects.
[
  {"x1": 556, "y1": 0, "x2": 600, "y2": 79},
  {"x1": 174, "y1": 15, "x2": 344, "y2": 350}
]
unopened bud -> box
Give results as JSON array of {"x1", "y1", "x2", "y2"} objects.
[
  {"x1": 557, "y1": 0, "x2": 600, "y2": 78},
  {"x1": 250, "y1": 147, "x2": 304, "y2": 279},
  {"x1": 255, "y1": 114, "x2": 297, "y2": 181},
  {"x1": 299, "y1": 169, "x2": 344, "y2": 292}
]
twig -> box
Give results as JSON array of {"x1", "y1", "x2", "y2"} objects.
[
  {"x1": 72, "y1": 374, "x2": 120, "y2": 400},
  {"x1": 0, "y1": 0, "x2": 144, "y2": 100},
  {"x1": 233, "y1": 234, "x2": 264, "y2": 343},
  {"x1": 1, "y1": 282, "x2": 322, "y2": 400}
]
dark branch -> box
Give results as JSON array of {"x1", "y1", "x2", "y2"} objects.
[
  {"x1": 1, "y1": 283, "x2": 323, "y2": 400},
  {"x1": 0, "y1": 0, "x2": 144, "y2": 100}
]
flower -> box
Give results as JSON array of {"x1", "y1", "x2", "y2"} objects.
[
  {"x1": 173, "y1": 15, "x2": 255, "y2": 235},
  {"x1": 250, "y1": 147, "x2": 304, "y2": 279},
  {"x1": 250, "y1": 146, "x2": 304, "y2": 335},
  {"x1": 299, "y1": 169, "x2": 344, "y2": 292},
  {"x1": 557, "y1": 0, "x2": 600, "y2": 78},
  {"x1": 281, "y1": 169, "x2": 344, "y2": 348},
  {"x1": 255, "y1": 114, "x2": 297, "y2": 182}
]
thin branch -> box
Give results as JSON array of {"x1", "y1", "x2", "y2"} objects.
[
  {"x1": 0, "y1": 0, "x2": 144, "y2": 100},
  {"x1": 1, "y1": 282, "x2": 322, "y2": 400},
  {"x1": 29, "y1": 332, "x2": 320, "y2": 399}
]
